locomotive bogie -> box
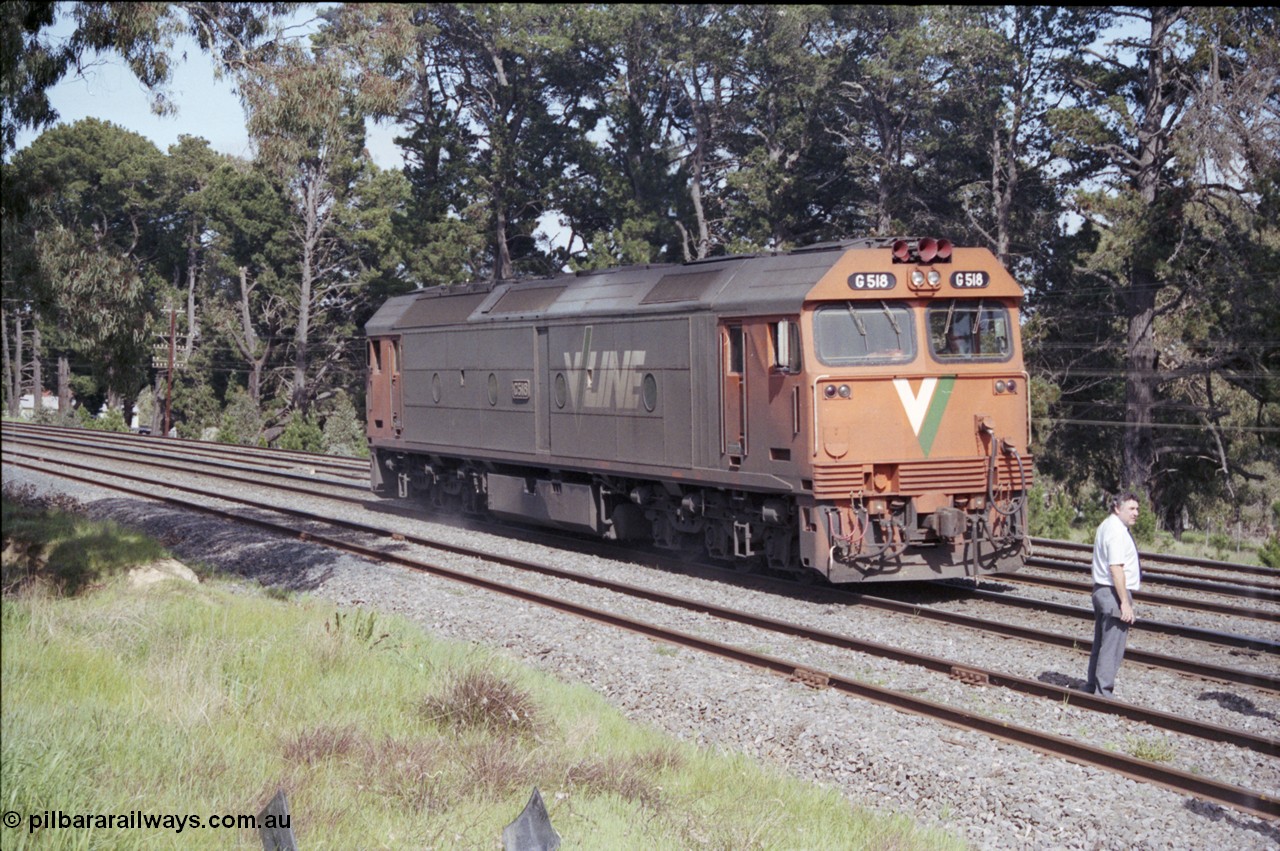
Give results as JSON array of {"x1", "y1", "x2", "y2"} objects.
[{"x1": 366, "y1": 239, "x2": 1033, "y2": 584}]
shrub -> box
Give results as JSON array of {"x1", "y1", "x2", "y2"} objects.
[
  {"x1": 1028, "y1": 484, "x2": 1074, "y2": 539},
  {"x1": 1131, "y1": 492, "x2": 1157, "y2": 546},
  {"x1": 217, "y1": 386, "x2": 263, "y2": 446},
  {"x1": 321, "y1": 391, "x2": 368, "y2": 458},
  {"x1": 419, "y1": 669, "x2": 542, "y2": 737},
  {"x1": 84, "y1": 407, "x2": 129, "y2": 433},
  {"x1": 276, "y1": 411, "x2": 323, "y2": 452},
  {"x1": 1259, "y1": 534, "x2": 1280, "y2": 569}
]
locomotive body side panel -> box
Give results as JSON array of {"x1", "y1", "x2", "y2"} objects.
[
  {"x1": 546, "y1": 317, "x2": 694, "y2": 470},
  {"x1": 400, "y1": 324, "x2": 539, "y2": 455}
]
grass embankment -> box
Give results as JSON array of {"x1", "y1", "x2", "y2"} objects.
[{"x1": 0, "y1": 495, "x2": 962, "y2": 850}]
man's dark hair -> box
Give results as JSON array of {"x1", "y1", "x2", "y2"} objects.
[{"x1": 1110, "y1": 490, "x2": 1142, "y2": 511}]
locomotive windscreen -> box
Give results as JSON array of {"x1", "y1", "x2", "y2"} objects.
[{"x1": 813, "y1": 303, "x2": 916, "y2": 365}]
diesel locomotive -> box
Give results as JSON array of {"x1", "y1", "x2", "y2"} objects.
[{"x1": 365, "y1": 238, "x2": 1032, "y2": 583}]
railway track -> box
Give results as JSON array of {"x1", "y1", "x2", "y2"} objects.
[
  {"x1": 5, "y1": 425, "x2": 1275, "y2": 660},
  {"x1": 1032, "y1": 536, "x2": 1278, "y2": 581},
  {"x1": 2, "y1": 424, "x2": 1276, "y2": 819}
]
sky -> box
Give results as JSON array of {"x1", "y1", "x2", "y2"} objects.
[{"x1": 9, "y1": 10, "x2": 404, "y2": 169}]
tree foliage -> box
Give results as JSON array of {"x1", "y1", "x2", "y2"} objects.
[{"x1": 3, "y1": 4, "x2": 1277, "y2": 538}]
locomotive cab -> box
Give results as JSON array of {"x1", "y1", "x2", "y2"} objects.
[{"x1": 797, "y1": 240, "x2": 1031, "y2": 581}]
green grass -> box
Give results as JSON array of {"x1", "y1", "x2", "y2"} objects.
[
  {"x1": 0, "y1": 499, "x2": 964, "y2": 850},
  {"x1": 2, "y1": 491, "x2": 169, "y2": 594},
  {"x1": 1122, "y1": 734, "x2": 1177, "y2": 764}
]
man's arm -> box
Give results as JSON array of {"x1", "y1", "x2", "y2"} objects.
[{"x1": 1108, "y1": 563, "x2": 1134, "y2": 623}]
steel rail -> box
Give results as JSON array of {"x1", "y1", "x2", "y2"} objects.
[
  {"x1": 369, "y1": 500, "x2": 1280, "y2": 658},
  {"x1": 2, "y1": 432, "x2": 368, "y2": 494},
  {"x1": 1027, "y1": 555, "x2": 1280, "y2": 601},
  {"x1": 1031, "y1": 536, "x2": 1275, "y2": 579},
  {"x1": 8, "y1": 441, "x2": 1278, "y2": 689},
  {"x1": 999, "y1": 571, "x2": 1278, "y2": 623},
  {"x1": 3, "y1": 453, "x2": 1275, "y2": 820},
  {"x1": 1, "y1": 421, "x2": 367, "y2": 477},
  {"x1": 924, "y1": 582, "x2": 1278, "y2": 655}
]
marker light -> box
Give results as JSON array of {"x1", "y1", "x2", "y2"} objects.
[{"x1": 919, "y1": 238, "x2": 938, "y2": 263}]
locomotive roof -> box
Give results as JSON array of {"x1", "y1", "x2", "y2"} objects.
[{"x1": 366, "y1": 241, "x2": 1021, "y2": 334}]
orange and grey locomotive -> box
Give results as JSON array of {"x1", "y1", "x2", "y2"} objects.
[{"x1": 365, "y1": 238, "x2": 1032, "y2": 583}]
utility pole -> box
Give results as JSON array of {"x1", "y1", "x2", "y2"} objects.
[
  {"x1": 152, "y1": 307, "x2": 186, "y2": 437},
  {"x1": 166, "y1": 307, "x2": 176, "y2": 437}
]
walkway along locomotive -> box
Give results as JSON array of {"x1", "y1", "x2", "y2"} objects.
[{"x1": 365, "y1": 238, "x2": 1032, "y2": 583}]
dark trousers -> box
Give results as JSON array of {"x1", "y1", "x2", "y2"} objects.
[{"x1": 1085, "y1": 585, "x2": 1130, "y2": 698}]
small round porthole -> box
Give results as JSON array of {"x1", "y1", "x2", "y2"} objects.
[
  {"x1": 554, "y1": 372, "x2": 568, "y2": 408},
  {"x1": 431, "y1": 372, "x2": 442, "y2": 403},
  {"x1": 642, "y1": 373, "x2": 657, "y2": 412},
  {"x1": 487, "y1": 373, "x2": 498, "y2": 406}
]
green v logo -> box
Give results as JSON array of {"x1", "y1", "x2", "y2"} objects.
[{"x1": 892, "y1": 376, "x2": 955, "y2": 456}]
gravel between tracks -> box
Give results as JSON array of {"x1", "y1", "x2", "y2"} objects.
[{"x1": 4, "y1": 461, "x2": 1278, "y2": 850}]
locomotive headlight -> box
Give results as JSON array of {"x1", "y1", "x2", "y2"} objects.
[
  {"x1": 838, "y1": 384, "x2": 852, "y2": 398},
  {"x1": 927, "y1": 270, "x2": 941, "y2": 287},
  {"x1": 911, "y1": 270, "x2": 926, "y2": 287}
]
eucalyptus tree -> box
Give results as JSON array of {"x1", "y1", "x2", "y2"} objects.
[
  {"x1": 961, "y1": 7, "x2": 1107, "y2": 271},
  {"x1": 1047, "y1": 6, "x2": 1280, "y2": 526},
  {"x1": 333, "y1": 4, "x2": 489, "y2": 287},
  {"x1": 158, "y1": 136, "x2": 229, "y2": 359},
  {"x1": 421, "y1": 3, "x2": 591, "y2": 280},
  {"x1": 0, "y1": 168, "x2": 45, "y2": 416},
  {"x1": 662, "y1": 5, "x2": 748, "y2": 261},
  {"x1": 1, "y1": 1, "x2": 290, "y2": 157},
  {"x1": 822, "y1": 5, "x2": 1026, "y2": 239},
  {"x1": 199, "y1": 160, "x2": 293, "y2": 408},
  {"x1": 321, "y1": 3, "x2": 594, "y2": 283},
  {"x1": 239, "y1": 36, "x2": 377, "y2": 412}
]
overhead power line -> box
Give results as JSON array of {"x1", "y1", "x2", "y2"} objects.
[{"x1": 1033, "y1": 417, "x2": 1279, "y2": 434}]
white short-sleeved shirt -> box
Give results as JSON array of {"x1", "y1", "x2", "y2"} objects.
[{"x1": 1091, "y1": 513, "x2": 1141, "y2": 590}]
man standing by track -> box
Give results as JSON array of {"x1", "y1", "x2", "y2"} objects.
[{"x1": 1084, "y1": 491, "x2": 1142, "y2": 697}]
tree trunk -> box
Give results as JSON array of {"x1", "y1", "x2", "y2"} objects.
[
  {"x1": 236, "y1": 267, "x2": 265, "y2": 404},
  {"x1": 3, "y1": 309, "x2": 20, "y2": 416},
  {"x1": 494, "y1": 204, "x2": 513, "y2": 280},
  {"x1": 150, "y1": 372, "x2": 165, "y2": 434},
  {"x1": 1121, "y1": 7, "x2": 1176, "y2": 494},
  {"x1": 31, "y1": 322, "x2": 42, "y2": 416},
  {"x1": 294, "y1": 183, "x2": 318, "y2": 412},
  {"x1": 57, "y1": 354, "x2": 71, "y2": 415},
  {"x1": 1122, "y1": 275, "x2": 1158, "y2": 491},
  {"x1": 184, "y1": 231, "x2": 199, "y2": 360}
]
